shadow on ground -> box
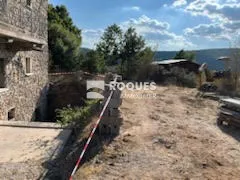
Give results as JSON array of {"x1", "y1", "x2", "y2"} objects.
[
  {"x1": 41, "y1": 115, "x2": 123, "y2": 180},
  {"x1": 217, "y1": 123, "x2": 240, "y2": 142}
]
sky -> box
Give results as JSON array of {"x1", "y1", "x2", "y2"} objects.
[{"x1": 49, "y1": 0, "x2": 240, "y2": 51}]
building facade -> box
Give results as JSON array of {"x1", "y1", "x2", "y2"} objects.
[{"x1": 0, "y1": 0, "x2": 48, "y2": 121}]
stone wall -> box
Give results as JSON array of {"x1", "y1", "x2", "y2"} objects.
[
  {"x1": 0, "y1": 44, "x2": 48, "y2": 121},
  {"x1": 99, "y1": 75, "x2": 123, "y2": 135},
  {"x1": 0, "y1": 0, "x2": 48, "y2": 121},
  {"x1": 0, "y1": 0, "x2": 48, "y2": 41}
]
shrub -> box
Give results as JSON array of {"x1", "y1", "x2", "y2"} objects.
[
  {"x1": 166, "y1": 67, "x2": 197, "y2": 88},
  {"x1": 219, "y1": 76, "x2": 236, "y2": 93},
  {"x1": 56, "y1": 100, "x2": 99, "y2": 126},
  {"x1": 205, "y1": 69, "x2": 214, "y2": 82}
]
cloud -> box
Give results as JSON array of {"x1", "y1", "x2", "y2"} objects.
[
  {"x1": 226, "y1": 0, "x2": 238, "y2": 2},
  {"x1": 172, "y1": 0, "x2": 187, "y2": 7},
  {"x1": 121, "y1": 15, "x2": 196, "y2": 50},
  {"x1": 182, "y1": 0, "x2": 240, "y2": 43},
  {"x1": 184, "y1": 23, "x2": 231, "y2": 40},
  {"x1": 225, "y1": 21, "x2": 240, "y2": 32},
  {"x1": 122, "y1": 6, "x2": 141, "y2": 12},
  {"x1": 122, "y1": 15, "x2": 170, "y2": 31},
  {"x1": 185, "y1": 0, "x2": 240, "y2": 21},
  {"x1": 184, "y1": 21, "x2": 240, "y2": 43},
  {"x1": 82, "y1": 15, "x2": 196, "y2": 50},
  {"x1": 82, "y1": 29, "x2": 103, "y2": 48},
  {"x1": 220, "y1": 4, "x2": 240, "y2": 21}
]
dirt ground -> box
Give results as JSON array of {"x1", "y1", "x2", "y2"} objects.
[
  {"x1": 0, "y1": 126, "x2": 71, "y2": 179},
  {"x1": 75, "y1": 86, "x2": 240, "y2": 180}
]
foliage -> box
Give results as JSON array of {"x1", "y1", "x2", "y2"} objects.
[
  {"x1": 96, "y1": 24, "x2": 123, "y2": 66},
  {"x1": 120, "y1": 27, "x2": 146, "y2": 78},
  {"x1": 174, "y1": 49, "x2": 195, "y2": 62},
  {"x1": 48, "y1": 4, "x2": 82, "y2": 71},
  {"x1": 81, "y1": 50, "x2": 105, "y2": 73},
  {"x1": 218, "y1": 44, "x2": 240, "y2": 93},
  {"x1": 48, "y1": 5, "x2": 152, "y2": 76},
  {"x1": 96, "y1": 25, "x2": 152, "y2": 79},
  {"x1": 56, "y1": 100, "x2": 99, "y2": 125},
  {"x1": 48, "y1": 3, "x2": 152, "y2": 76},
  {"x1": 205, "y1": 69, "x2": 214, "y2": 82},
  {"x1": 170, "y1": 67, "x2": 197, "y2": 88},
  {"x1": 81, "y1": 24, "x2": 123, "y2": 74},
  {"x1": 229, "y1": 48, "x2": 240, "y2": 90},
  {"x1": 135, "y1": 47, "x2": 155, "y2": 80},
  {"x1": 155, "y1": 66, "x2": 197, "y2": 88}
]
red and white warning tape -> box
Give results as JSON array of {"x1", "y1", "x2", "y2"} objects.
[{"x1": 69, "y1": 77, "x2": 117, "y2": 180}]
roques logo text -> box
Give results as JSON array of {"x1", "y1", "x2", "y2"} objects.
[
  {"x1": 108, "y1": 82, "x2": 156, "y2": 91},
  {"x1": 87, "y1": 81, "x2": 156, "y2": 99}
]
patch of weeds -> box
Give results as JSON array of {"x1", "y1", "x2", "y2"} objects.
[{"x1": 56, "y1": 100, "x2": 100, "y2": 126}]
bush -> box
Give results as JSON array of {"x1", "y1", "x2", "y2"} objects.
[
  {"x1": 155, "y1": 66, "x2": 197, "y2": 88},
  {"x1": 170, "y1": 67, "x2": 197, "y2": 88},
  {"x1": 56, "y1": 100, "x2": 99, "y2": 126},
  {"x1": 219, "y1": 77, "x2": 236, "y2": 93}
]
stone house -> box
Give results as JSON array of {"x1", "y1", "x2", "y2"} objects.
[{"x1": 0, "y1": 0, "x2": 48, "y2": 121}]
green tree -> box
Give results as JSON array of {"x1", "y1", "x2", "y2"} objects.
[
  {"x1": 136, "y1": 47, "x2": 154, "y2": 80},
  {"x1": 174, "y1": 49, "x2": 195, "y2": 61},
  {"x1": 96, "y1": 24, "x2": 123, "y2": 66},
  {"x1": 121, "y1": 27, "x2": 145, "y2": 78},
  {"x1": 48, "y1": 4, "x2": 82, "y2": 71},
  {"x1": 81, "y1": 50, "x2": 105, "y2": 73},
  {"x1": 81, "y1": 50, "x2": 97, "y2": 73},
  {"x1": 96, "y1": 25, "x2": 152, "y2": 79}
]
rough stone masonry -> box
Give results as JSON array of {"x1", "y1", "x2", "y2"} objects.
[{"x1": 0, "y1": 0, "x2": 49, "y2": 121}]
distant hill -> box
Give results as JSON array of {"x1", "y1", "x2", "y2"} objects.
[
  {"x1": 80, "y1": 47, "x2": 91, "y2": 55},
  {"x1": 154, "y1": 48, "x2": 239, "y2": 70},
  {"x1": 80, "y1": 48, "x2": 239, "y2": 71}
]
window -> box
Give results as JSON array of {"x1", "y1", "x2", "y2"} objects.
[
  {"x1": 26, "y1": 0, "x2": 31, "y2": 7},
  {"x1": 0, "y1": 59, "x2": 6, "y2": 88},
  {"x1": 8, "y1": 108, "x2": 15, "y2": 120},
  {"x1": 25, "y1": 57, "x2": 31, "y2": 74}
]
